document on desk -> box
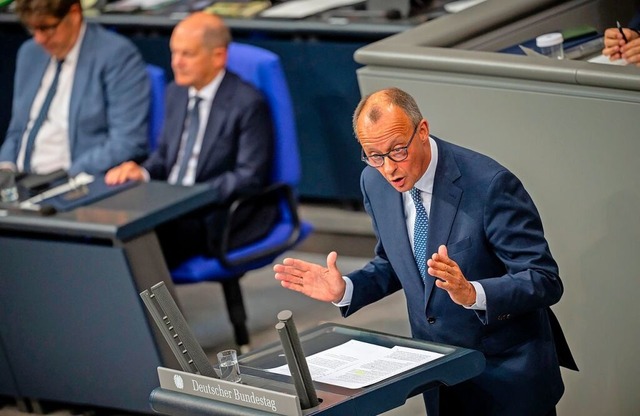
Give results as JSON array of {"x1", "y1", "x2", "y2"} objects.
[
  {"x1": 103, "y1": 0, "x2": 177, "y2": 12},
  {"x1": 587, "y1": 54, "x2": 627, "y2": 65},
  {"x1": 266, "y1": 339, "x2": 444, "y2": 389},
  {"x1": 260, "y1": 0, "x2": 365, "y2": 19},
  {"x1": 444, "y1": 0, "x2": 487, "y2": 13}
]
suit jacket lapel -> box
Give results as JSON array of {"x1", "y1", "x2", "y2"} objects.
[
  {"x1": 369, "y1": 170, "x2": 423, "y2": 288},
  {"x1": 167, "y1": 90, "x2": 189, "y2": 170},
  {"x1": 425, "y1": 138, "x2": 462, "y2": 307},
  {"x1": 68, "y1": 25, "x2": 95, "y2": 152},
  {"x1": 24, "y1": 53, "x2": 50, "y2": 126},
  {"x1": 381, "y1": 184, "x2": 412, "y2": 265},
  {"x1": 196, "y1": 72, "x2": 232, "y2": 180}
]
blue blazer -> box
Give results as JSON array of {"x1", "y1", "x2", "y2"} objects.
[
  {"x1": 0, "y1": 23, "x2": 149, "y2": 176},
  {"x1": 143, "y1": 71, "x2": 273, "y2": 203},
  {"x1": 344, "y1": 137, "x2": 565, "y2": 415}
]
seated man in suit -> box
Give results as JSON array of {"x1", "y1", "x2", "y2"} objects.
[
  {"x1": 0, "y1": 0, "x2": 149, "y2": 177},
  {"x1": 105, "y1": 12, "x2": 275, "y2": 268}
]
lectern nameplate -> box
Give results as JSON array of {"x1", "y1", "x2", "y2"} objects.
[{"x1": 158, "y1": 367, "x2": 302, "y2": 416}]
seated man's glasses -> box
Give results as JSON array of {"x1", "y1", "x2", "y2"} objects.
[
  {"x1": 361, "y1": 123, "x2": 419, "y2": 168},
  {"x1": 24, "y1": 14, "x2": 66, "y2": 37}
]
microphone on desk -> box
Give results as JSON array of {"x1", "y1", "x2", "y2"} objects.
[
  {"x1": 22, "y1": 203, "x2": 57, "y2": 216},
  {"x1": 0, "y1": 202, "x2": 57, "y2": 216}
]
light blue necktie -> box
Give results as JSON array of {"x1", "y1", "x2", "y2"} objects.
[
  {"x1": 410, "y1": 187, "x2": 429, "y2": 281},
  {"x1": 23, "y1": 59, "x2": 64, "y2": 173},
  {"x1": 175, "y1": 96, "x2": 202, "y2": 184}
]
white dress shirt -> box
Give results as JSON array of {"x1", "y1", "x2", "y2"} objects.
[
  {"x1": 167, "y1": 70, "x2": 225, "y2": 186},
  {"x1": 16, "y1": 23, "x2": 86, "y2": 174},
  {"x1": 335, "y1": 136, "x2": 487, "y2": 310}
]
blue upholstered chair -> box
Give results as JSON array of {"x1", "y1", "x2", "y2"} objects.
[
  {"x1": 145, "y1": 64, "x2": 166, "y2": 151},
  {"x1": 170, "y1": 43, "x2": 314, "y2": 351}
]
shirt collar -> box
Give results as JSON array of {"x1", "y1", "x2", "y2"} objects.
[
  {"x1": 60, "y1": 21, "x2": 86, "y2": 66},
  {"x1": 413, "y1": 136, "x2": 438, "y2": 194},
  {"x1": 188, "y1": 69, "x2": 225, "y2": 102}
]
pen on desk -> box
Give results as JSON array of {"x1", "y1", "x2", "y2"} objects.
[{"x1": 617, "y1": 20, "x2": 629, "y2": 43}]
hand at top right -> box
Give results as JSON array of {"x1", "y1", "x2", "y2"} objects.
[{"x1": 602, "y1": 27, "x2": 640, "y2": 65}]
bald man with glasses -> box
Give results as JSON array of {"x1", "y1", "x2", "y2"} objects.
[
  {"x1": 0, "y1": 0, "x2": 149, "y2": 177},
  {"x1": 275, "y1": 87, "x2": 577, "y2": 416}
]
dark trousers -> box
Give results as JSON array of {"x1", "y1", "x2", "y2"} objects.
[{"x1": 425, "y1": 385, "x2": 558, "y2": 416}]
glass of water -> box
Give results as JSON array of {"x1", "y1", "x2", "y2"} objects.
[
  {"x1": 0, "y1": 170, "x2": 19, "y2": 204},
  {"x1": 216, "y1": 349, "x2": 241, "y2": 383}
]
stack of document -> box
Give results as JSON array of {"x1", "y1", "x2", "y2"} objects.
[
  {"x1": 260, "y1": 0, "x2": 365, "y2": 19},
  {"x1": 206, "y1": 1, "x2": 270, "y2": 18},
  {"x1": 266, "y1": 339, "x2": 444, "y2": 389},
  {"x1": 104, "y1": 0, "x2": 178, "y2": 12}
]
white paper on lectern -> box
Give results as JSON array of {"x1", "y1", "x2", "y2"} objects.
[
  {"x1": 265, "y1": 339, "x2": 444, "y2": 389},
  {"x1": 260, "y1": 0, "x2": 365, "y2": 19}
]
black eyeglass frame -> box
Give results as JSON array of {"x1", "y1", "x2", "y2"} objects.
[
  {"x1": 360, "y1": 123, "x2": 420, "y2": 168},
  {"x1": 23, "y1": 10, "x2": 69, "y2": 37}
]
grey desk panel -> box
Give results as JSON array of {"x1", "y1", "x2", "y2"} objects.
[
  {"x1": 0, "y1": 181, "x2": 218, "y2": 412},
  {"x1": 0, "y1": 181, "x2": 218, "y2": 241},
  {"x1": 0, "y1": 238, "x2": 161, "y2": 412},
  {"x1": 355, "y1": 46, "x2": 640, "y2": 91},
  {"x1": 0, "y1": 336, "x2": 18, "y2": 397},
  {"x1": 354, "y1": 42, "x2": 640, "y2": 416}
]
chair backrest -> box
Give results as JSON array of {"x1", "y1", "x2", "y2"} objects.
[
  {"x1": 146, "y1": 64, "x2": 166, "y2": 152},
  {"x1": 226, "y1": 43, "x2": 301, "y2": 189}
]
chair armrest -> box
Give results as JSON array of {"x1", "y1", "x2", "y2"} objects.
[{"x1": 216, "y1": 182, "x2": 302, "y2": 269}]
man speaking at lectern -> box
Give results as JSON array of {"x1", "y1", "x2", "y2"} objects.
[{"x1": 274, "y1": 88, "x2": 576, "y2": 416}]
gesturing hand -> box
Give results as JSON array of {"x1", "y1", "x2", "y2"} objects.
[
  {"x1": 427, "y1": 245, "x2": 476, "y2": 307},
  {"x1": 274, "y1": 251, "x2": 346, "y2": 303}
]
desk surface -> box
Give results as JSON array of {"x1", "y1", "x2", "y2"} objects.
[
  {"x1": 0, "y1": 11, "x2": 417, "y2": 38},
  {"x1": 0, "y1": 181, "x2": 218, "y2": 241}
]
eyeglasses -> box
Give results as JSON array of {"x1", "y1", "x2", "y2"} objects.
[
  {"x1": 24, "y1": 15, "x2": 65, "y2": 37},
  {"x1": 361, "y1": 123, "x2": 419, "y2": 168}
]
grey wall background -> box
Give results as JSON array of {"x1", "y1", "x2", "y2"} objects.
[
  {"x1": 353, "y1": 0, "x2": 640, "y2": 413},
  {"x1": 356, "y1": 63, "x2": 640, "y2": 415}
]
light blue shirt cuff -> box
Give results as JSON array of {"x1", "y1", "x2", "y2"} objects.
[
  {"x1": 141, "y1": 167, "x2": 151, "y2": 182},
  {"x1": 464, "y1": 281, "x2": 487, "y2": 310},
  {"x1": 332, "y1": 276, "x2": 353, "y2": 307}
]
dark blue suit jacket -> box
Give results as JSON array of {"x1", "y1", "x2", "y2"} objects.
[
  {"x1": 344, "y1": 137, "x2": 565, "y2": 415},
  {"x1": 143, "y1": 71, "x2": 272, "y2": 203}
]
